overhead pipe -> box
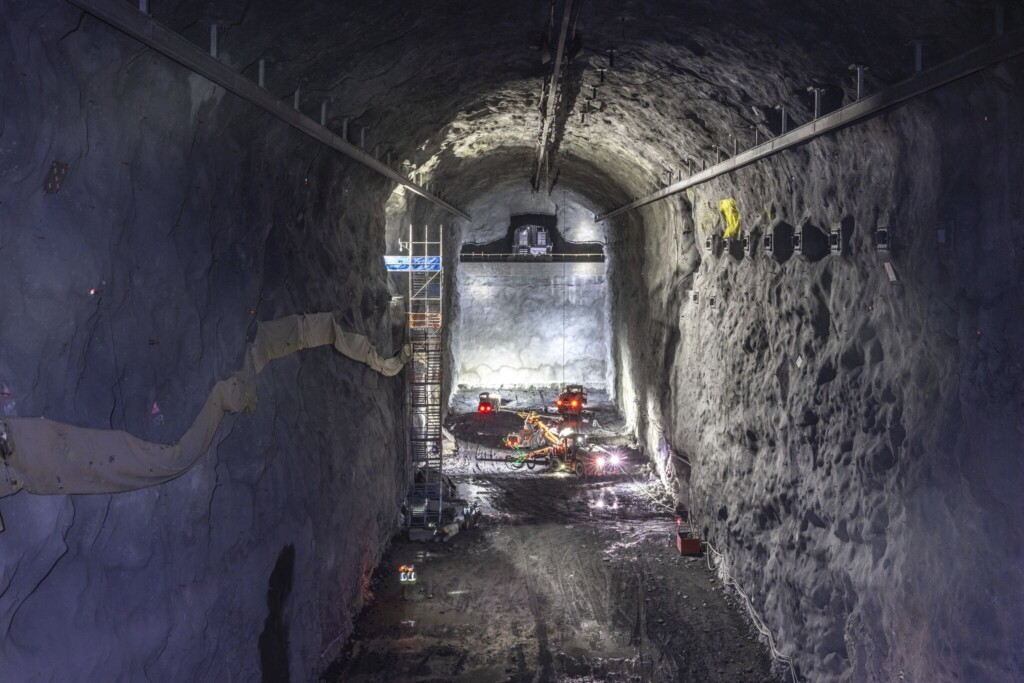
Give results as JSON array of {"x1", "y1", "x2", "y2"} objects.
[
  {"x1": 596, "y1": 28, "x2": 1024, "y2": 223},
  {"x1": 533, "y1": 0, "x2": 574, "y2": 191},
  {"x1": 64, "y1": 0, "x2": 470, "y2": 221}
]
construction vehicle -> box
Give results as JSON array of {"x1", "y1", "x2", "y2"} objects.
[
  {"x1": 477, "y1": 391, "x2": 501, "y2": 414},
  {"x1": 503, "y1": 411, "x2": 586, "y2": 475},
  {"x1": 592, "y1": 444, "x2": 625, "y2": 472},
  {"x1": 555, "y1": 384, "x2": 587, "y2": 417},
  {"x1": 512, "y1": 224, "x2": 553, "y2": 256}
]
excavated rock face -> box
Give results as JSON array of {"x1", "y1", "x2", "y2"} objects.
[
  {"x1": 613, "y1": 79, "x2": 1024, "y2": 681},
  {"x1": 0, "y1": 3, "x2": 407, "y2": 681},
  {"x1": 1, "y1": 0, "x2": 1021, "y2": 680},
  {"x1": 449, "y1": 182, "x2": 610, "y2": 390}
]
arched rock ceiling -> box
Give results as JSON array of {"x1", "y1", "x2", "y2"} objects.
[{"x1": 156, "y1": 0, "x2": 990, "y2": 211}]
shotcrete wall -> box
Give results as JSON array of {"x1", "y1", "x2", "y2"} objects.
[
  {"x1": 0, "y1": 6, "x2": 406, "y2": 681},
  {"x1": 456, "y1": 261, "x2": 607, "y2": 388},
  {"x1": 611, "y1": 69, "x2": 1024, "y2": 682},
  {"x1": 449, "y1": 181, "x2": 610, "y2": 392}
]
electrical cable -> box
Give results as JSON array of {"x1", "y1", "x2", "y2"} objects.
[
  {"x1": 696, "y1": 530, "x2": 801, "y2": 682},
  {"x1": 561, "y1": 187, "x2": 567, "y2": 387}
]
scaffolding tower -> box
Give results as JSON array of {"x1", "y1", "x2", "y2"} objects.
[{"x1": 386, "y1": 225, "x2": 445, "y2": 540}]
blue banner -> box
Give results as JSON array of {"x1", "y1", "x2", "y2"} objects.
[{"x1": 384, "y1": 256, "x2": 442, "y2": 272}]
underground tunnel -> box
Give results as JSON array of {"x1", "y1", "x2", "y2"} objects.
[{"x1": 1, "y1": 0, "x2": 1023, "y2": 681}]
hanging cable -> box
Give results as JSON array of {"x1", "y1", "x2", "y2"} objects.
[
  {"x1": 560, "y1": 187, "x2": 567, "y2": 387},
  {"x1": 562, "y1": 253, "x2": 567, "y2": 387}
]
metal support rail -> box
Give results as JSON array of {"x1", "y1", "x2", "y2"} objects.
[
  {"x1": 458, "y1": 251, "x2": 605, "y2": 262},
  {"x1": 533, "y1": 0, "x2": 574, "y2": 191},
  {"x1": 66, "y1": 0, "x2": 470, "y2": 222},
  {"x1": 596, "y1": 28, "x2": 1024, "y2": 223}
]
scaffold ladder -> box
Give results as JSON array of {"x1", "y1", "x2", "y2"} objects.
[{"x1": 404, "y1": 224, "x2": 444, "y2": 537}]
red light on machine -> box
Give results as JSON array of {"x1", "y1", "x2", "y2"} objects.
[
  {"x1": 399, "y1": 564, "x2": 417, "y2": 584},
  {"x1": 556, "y1": 399, "x2": 563, "y2": 406},
  {"x1": 571, "y1": 400, "x2": 579, "y2": 408},
  {"x1": 478, "y1": 404, "x2": 492, "y2": 413}
]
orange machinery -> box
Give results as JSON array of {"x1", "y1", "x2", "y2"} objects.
[{"x1": 503, "y1": 411, "x2": 583, "y2": 475}]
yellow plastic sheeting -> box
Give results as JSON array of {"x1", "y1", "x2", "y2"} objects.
[
  {"x1": 0, "y1": 313, "x2": 410, "y2": 497},
  {"x1": 719, "y1": 198, "x2": 742, "y2": 239}
]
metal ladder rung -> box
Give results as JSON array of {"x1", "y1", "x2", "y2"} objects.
[{"x1": 404, "y1": 225, "x2": 445, "y2": 534}]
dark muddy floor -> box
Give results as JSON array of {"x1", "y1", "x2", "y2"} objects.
[{"x1": 323, "y1": 390, "x2": 779, "y2": 682}]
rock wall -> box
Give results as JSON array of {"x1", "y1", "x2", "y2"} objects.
[
  {"x1": 456, "y1": 261, "x2": 607, "y2": 388},
  {"x1": 611, "y1": 66, "x2": 1024, "y2": 682},
  {"x1": 0, "y1": 5, "x2": 407, "y2": 681}
]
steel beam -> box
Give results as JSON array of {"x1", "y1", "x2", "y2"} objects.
[
  {"x1": 65, "y1": 0, "x2": 470, "y2": 221},
  {"x1": 596, "y1": 29, "x2": 1024, "y2": 223},
  {"x1": 533, "y1": 0, "x2": 574, "y2": 191}
]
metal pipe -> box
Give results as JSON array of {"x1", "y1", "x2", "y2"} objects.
[
  {"x1": 996, "y1": 3, "x2": 1005, "y2": 35},
  {"x1": 777, "y1": 105, "x2": 788, "y2": 134},
  {"x1": 320, "y1": 100, "x2": 327, "y2": 126},
  {"x1": 912, "y1": 39, "x2": 925, "y2": 72},
  {"x1": 342, "y1": 118, "x2": 349, "y2": 142},
  {"x1": 64, "y1": 0, "x2": 469, "y2": 221},
  {"x1": 209, "y1": 24, "x2": 217, "y2": 59},
  {"x1": 596, "y1": 28, "x2": 1024, "y2": 222},
  {"x1": 258, "y1": 58, "x2": 265, "y2": 88},
  {"x1": 293, "y1": 86, "x2": 300, "y2": 110},
  {"x1": 138, "y1": 0, "x2": 147, "y2": 14},
  {"x1": 849, "y1": 64, "x2": 867, "y2": 100},
  {"x1": 360, "y1": 126, "x2": 368, "y2": 150},
  {"x1": 808, "y1": 86, "x2": 823, "y2": 118}
]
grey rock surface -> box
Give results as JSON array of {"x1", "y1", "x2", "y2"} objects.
[
  {"x1": 610, "y1": 78, "x2": 1024, "y2": 682},
  {"x1": 455, "y1": 260, "x2": 607, "y2": 389},
  {"x1": 0, "y1": 4, "x2": 407, "y2": 681}
]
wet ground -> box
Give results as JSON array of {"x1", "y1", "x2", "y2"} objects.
[{"x1": 323, "y1": 389, "x2": 779, "y2": 682}]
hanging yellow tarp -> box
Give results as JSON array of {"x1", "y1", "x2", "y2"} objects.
[
  {"x1": 0, "y1": 313, "x2": 411, "y2": 497},
  {"x1": 718, "y1": 198, "x2": 742, "y2": 239}
]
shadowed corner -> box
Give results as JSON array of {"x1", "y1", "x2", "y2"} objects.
[{"x1": 260, "y1": 544, "x2": 296, "y2": 683}]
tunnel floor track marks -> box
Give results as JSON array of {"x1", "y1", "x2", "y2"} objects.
[{"x1": 324, "y1": 408, "x2": 779, "y2": 683}]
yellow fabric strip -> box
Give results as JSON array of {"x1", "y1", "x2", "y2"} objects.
[{"x1": 0, "y1": 313, "x2": 410, "y2": 497}]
